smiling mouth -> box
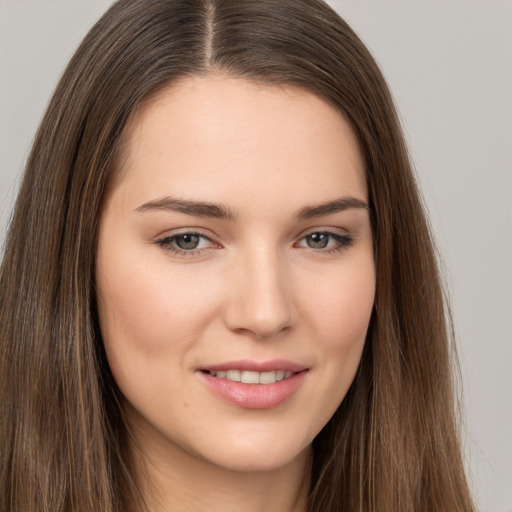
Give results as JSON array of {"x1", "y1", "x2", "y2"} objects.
[
  {"x1": 198, "y1": 365, "x2": 308, "y2": 409},
  {"x1": 203, "y1": 369, "x2": 295, "y2": 384}
]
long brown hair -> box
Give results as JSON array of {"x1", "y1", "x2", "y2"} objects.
[{"x1": 0, "y1": 1, "x2": 475, "y2": 510}]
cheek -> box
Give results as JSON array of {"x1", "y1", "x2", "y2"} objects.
[
  {"x1": 297, "y1": 256, "x2": 375, "y2": 413},
  {"x1": 95, "y1": 249, "x2": 220, "y2": 379},
  {"x1": 301, "y1": 258, "x2": 375, "y2": 350}
]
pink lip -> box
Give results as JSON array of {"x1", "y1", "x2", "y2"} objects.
[
  {"x1": 196, "y1": 360, "x2": 308, "y2": 410},
  {"x1": 200, "y1": 359, "x2": 307, "y2": 373}
]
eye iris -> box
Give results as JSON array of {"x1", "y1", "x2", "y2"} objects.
[
  {"x1": 307, "y1": 233, "x2": 329, "y2": 249},
  {"x1": 176, "y1": 234, "x2": 200, "y2": 250}
]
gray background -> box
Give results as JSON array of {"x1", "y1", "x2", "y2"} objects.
[{"x1": 0, "y1": 1, "x2": 511, "y2": 510}]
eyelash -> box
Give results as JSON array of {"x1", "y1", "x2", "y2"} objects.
[{"x1": 155, "y1": 230, "x2": 354, "y2": 258}]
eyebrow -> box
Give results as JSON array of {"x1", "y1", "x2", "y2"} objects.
[
  {"x1": 135, "y1": 197, "x2": 237, "y2": 219},
  {"x1": 135, "y1": 195, "x2": 368, "y2": 220},
  {"x1": 295, "y1": 196, "x2": 369, "y2": 219}
]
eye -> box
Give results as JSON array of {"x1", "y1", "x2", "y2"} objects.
[
  {"x1": 155, "y1": 229, "x2": 352, "y2": 257},
  {"x1": 296, "y1": 231, "x2": 353, "y2": 252},
  {"x1": 155, "y1": 231, "x2": 217, "y2": 256}
]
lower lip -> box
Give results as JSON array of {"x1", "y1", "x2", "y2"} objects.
[{"x1": 197, "y1": 371, "x2": 307, "y2": 409}]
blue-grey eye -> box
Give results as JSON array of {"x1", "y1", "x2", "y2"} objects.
[
  {"x1": 305, "y1": 232, "x2": 330, "y2": 249},
  {"x1": 297, "y1": 231, "x2": 353, "y2": 251},
  {"x1": 156, "y1": 231, "x2": 215, "y2": 255},
  {"x1": 174, "y1": 233, "x2": 201, "y2": 250}
]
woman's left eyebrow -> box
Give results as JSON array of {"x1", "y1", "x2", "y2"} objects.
[
  {"x1": 134, "y1": 195, "x2": 368, "y2": 220},
  {"x1": 295, "y1": 196, "x2": 369, "y2": 219}
]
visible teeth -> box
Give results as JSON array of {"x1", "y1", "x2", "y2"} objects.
[
  {"x1": 208, "y1": 369, "x2": 296, "y2": 384},
  {"x1": 259, "y1": 371, "x2": 277, "y2": 384},
  {"x1": 241, "y1": 371, "x2": 260, "y2": 384},
  {"x1": 226, "y1": 370, "x2": 241, "y2": 382}
]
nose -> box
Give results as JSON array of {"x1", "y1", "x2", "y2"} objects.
[{"x1": 223, "y1": 247, "x2": 297, "y2": 339}]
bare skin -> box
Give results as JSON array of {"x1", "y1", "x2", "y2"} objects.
[{"x1": 96, "y1": 74, "x2": 375, "y2": 511}]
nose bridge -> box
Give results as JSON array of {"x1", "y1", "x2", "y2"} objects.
[{"x1": 224, "y1": 242, "x2": 295, "y2": 338}]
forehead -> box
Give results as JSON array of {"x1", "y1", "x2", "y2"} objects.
[{"x1": 112, "y1": 74, "x2": 367, "y2": 210}]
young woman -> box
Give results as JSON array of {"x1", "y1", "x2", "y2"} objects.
[{"x1": 0, "y1": 1, "x2": 476, "y2": 511}]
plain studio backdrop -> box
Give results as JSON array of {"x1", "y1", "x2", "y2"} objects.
[{"x1": 0, "y1": 1, "x2": 511, "y2": 511}]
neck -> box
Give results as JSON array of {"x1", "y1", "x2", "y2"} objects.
[{"x1": 128, "y1": 427, "x2": 312, "y2": 512}]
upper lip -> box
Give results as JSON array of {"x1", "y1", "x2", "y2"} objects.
[{"x1": 200, "y1": 359, "x2": 307, "y2": 373}]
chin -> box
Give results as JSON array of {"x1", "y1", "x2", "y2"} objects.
[
  {"x1": 187, "y1": 426, "x2": 314, "y2": 474},
  {"x1": 205, "y1": 442, "x2": 311, "y2": 474}
]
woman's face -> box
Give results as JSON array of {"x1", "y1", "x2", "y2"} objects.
[{"x1": 96, "y1": 75, "x2": 375, "y2": 473}]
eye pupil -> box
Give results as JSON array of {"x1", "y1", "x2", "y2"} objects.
[
  {"x1": 176, "y1": 234, "x2": 200, "y2": 250},
  {"x1": 307, "y1": 233, "x2": 329, "y2": 249}
]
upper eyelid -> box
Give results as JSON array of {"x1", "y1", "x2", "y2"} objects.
[
  {"x1": 155, "y1": 228, "x2": 218, "y2": 242},
  {"x1": 157, "y1": 233, "x2": 219, "y2": 249},
  {"x1": 155, "y1": 225, "x2": 350, "y2": 237},
  {"x1": 297, "y1": 226, "x2": 351, "y2": 239}
]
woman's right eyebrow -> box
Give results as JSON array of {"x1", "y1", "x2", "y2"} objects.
[
  {"x1": 135, "y1": 196, "x2": 238, "y2": 220},
  {"x1": 134, "y1": 195, "x2": 368, "y2": 220}
]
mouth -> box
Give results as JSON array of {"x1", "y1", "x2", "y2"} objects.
[
  {"x1": 197, "y1": 360, "x2": 308, "y2": 409},
  {"x1": 202, "y1": 369, "x2": 295, "y2": 384}
]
